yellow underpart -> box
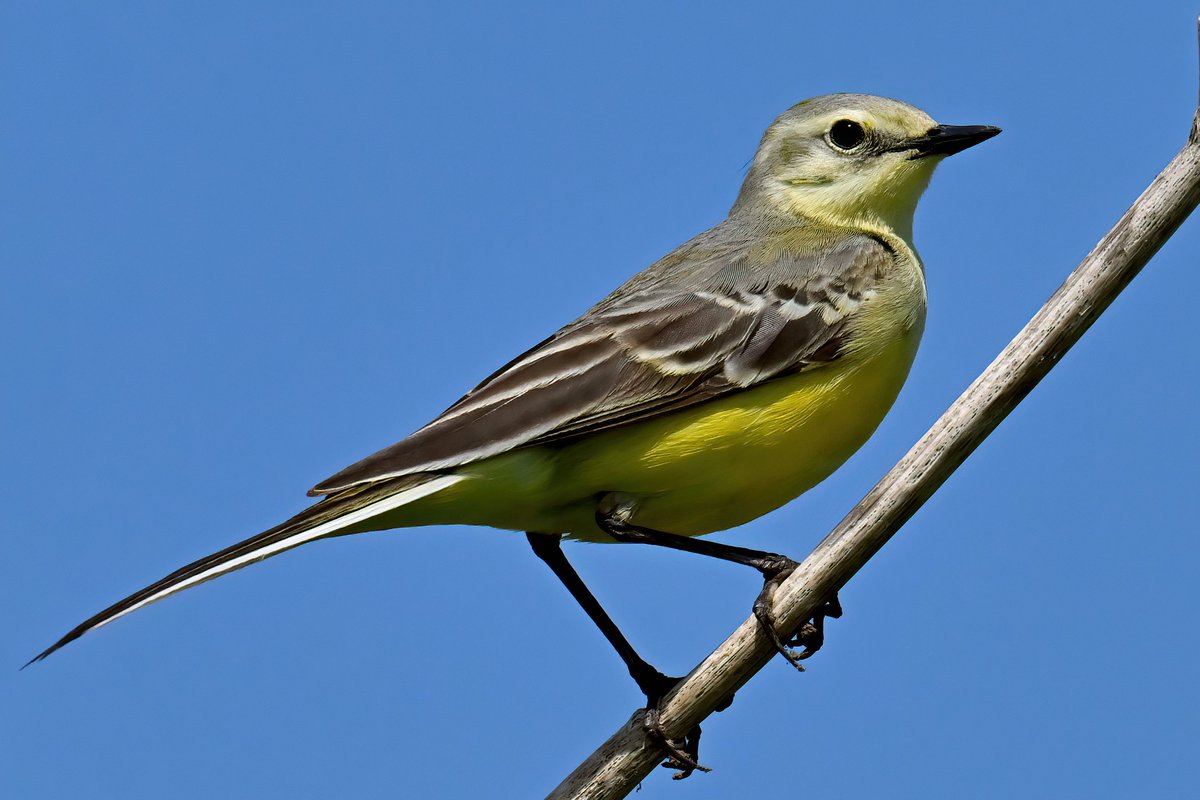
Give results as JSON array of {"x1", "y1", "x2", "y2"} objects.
[{"x1": 375, "y1": 324, "x2": 921, "y2": 542}]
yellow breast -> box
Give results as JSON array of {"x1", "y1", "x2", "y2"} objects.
[{"x1": 557, "y1": 327, "x2": 920, "y2": 536}]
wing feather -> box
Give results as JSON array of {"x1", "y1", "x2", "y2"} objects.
[{"x1": 309, "y1": 232, "x2": 894, "y2": 495}]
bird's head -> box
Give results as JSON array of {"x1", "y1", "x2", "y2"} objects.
[{"x1": 733, "y1": 94, "x2": 999, "y2": 240}]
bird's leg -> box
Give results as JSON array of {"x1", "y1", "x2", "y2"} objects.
[
  {"x1": 526, "y1": 533, "x2": 710, "y2": 776},
  {"x1": 595, "y1": 500, "x2": 842, "y2": 671}
]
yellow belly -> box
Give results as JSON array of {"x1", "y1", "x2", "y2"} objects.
[
  {"x1": 560, "y1": 330, "x2": 919, "y2": 537},
  {"x1": 398, "y1": 329, "x2": 920, "y2": 541}
]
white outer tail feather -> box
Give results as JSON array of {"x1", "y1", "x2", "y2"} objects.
[
  {"x1": 27, "y1": 474, "x2": 464, "y2": 665},
  {"x1": 92, "y1": 475, "x2": 464, "y2": 631}
]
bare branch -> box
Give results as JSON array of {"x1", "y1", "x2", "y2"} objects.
[{"x1": 548, "y1": 17, "x2": 1200, "y2": 800}]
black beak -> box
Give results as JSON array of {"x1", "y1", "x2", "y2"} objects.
[{"x1": 895, "y1": 124, "x2": 1001, "y2": 158}]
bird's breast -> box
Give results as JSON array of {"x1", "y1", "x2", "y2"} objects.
[{"x1": 552, "y1": 322, "x2": 922, "y2": 538}]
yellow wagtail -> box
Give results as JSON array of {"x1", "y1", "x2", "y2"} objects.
[{"x1": 30, "y1": 94, "x2": 998, "y2": 767}]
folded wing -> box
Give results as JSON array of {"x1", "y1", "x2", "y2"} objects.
[{"x1": 310, "y1": 233, "x2": 892, "y2": 495}]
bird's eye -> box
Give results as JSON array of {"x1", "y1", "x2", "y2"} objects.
[{"x1": 828, "y1": 119, "x2": 866, "y2": 150}]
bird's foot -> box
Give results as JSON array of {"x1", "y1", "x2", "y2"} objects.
[
  {"x1": 642, "y1": 709, "x2": 710, "y2": 780},
  {"x1": 635, "y1": 670, "x2": 716, "y2": 779},
  {"x1": 785, "y1": 593, "x2": 843, "y2": 660},
  {"x1": 752, "y1": 556, "x2": 842, "y2": 669},
  {"x1": 751, "y1": 555, "x2": 805, "y2": 669}
]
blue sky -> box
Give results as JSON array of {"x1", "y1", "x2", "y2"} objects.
[{"x1": 4, "y1": 3, "x2": 1197, "y2": 798}]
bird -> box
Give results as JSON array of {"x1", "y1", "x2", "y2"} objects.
[{"x1": 29, "y1": 93, "x2": 998, "y2": 772}]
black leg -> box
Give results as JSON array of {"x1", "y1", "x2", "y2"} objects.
[
  {"x1": 526, "y1": 532, "x2": 674, "y2": 701},
  {"x1": 525, "y1": 532, "x2": 710, "y2": 776},
  {"x1": 595, "y1": 503, "x2": 841, "y2": 670}
]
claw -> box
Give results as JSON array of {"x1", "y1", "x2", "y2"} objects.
[
  {"x1": 755, "y1": 579, "x2": 842, "y2": 668},
  {"x1": 662, "y1": 725, "x2": 706, "y2": 780},
  {"x1": 751, "y1": 555, "x2": 810, "y2": 669},
  {"x1": 753, "y1": 584, "x2": 807, "y2": 671},
  {"x1": 786, "y1": 594, "x2": 843, "y2": 659},
  {"x1": 642, "y1": 707, "x2": 711, "y2": 778},
  {"x1": 635, "y1": 671, "x2": 712, "y2": 778}
]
